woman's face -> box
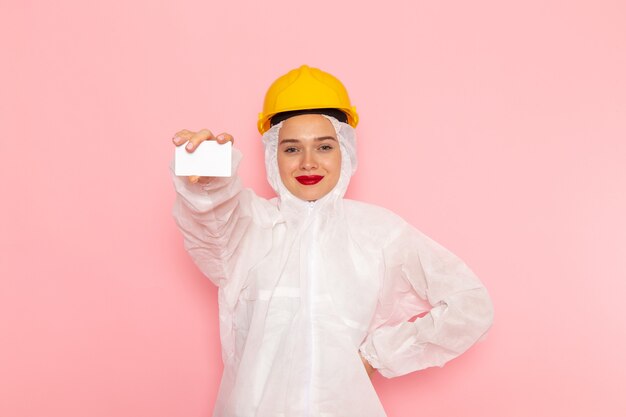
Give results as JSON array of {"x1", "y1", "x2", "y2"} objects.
[{"x1": 277, "y1": 114, "x2": 342, "y2": 202}]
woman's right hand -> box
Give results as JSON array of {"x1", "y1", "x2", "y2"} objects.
[{"x1": 172, "y1": 128, "x2": 235, "y2": 184}]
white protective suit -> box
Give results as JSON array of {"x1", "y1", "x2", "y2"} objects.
[{"x1": 170, "y1": 115, "x2": 494, "y2": 417}]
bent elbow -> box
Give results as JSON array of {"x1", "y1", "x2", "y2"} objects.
[{"x1": 472, "y1": 287, "x2": 494, "y2": 342}]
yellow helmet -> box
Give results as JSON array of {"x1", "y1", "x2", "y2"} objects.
[{"x1": 257, "y1": 64, "x2": 359, "y2": 134}]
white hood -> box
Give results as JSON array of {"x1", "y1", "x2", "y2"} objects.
[{"x1": 260, "y1": 114, "x2": 358, "y2": 214}]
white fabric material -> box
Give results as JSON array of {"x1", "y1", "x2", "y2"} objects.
[{"x1": 170, "y1": 115, "x2": 494, "y2": 417}]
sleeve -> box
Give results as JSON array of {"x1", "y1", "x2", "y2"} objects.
[
  {"x1": 358, "y1": 224, "x2": 494, "y2": 378},
  {"x1": 170, "y1": 146, "x2": 252, "y2": 287}
]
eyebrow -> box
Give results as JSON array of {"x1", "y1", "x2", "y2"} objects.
[{"x1": 279, "y1": 136, "x2": 337, "y2": 145}]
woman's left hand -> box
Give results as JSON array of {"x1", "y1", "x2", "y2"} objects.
[{"x1": 359, "y1": 352, "x2": 376, "y2": 378}]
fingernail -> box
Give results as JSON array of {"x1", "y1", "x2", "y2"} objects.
[
  {"x1": 186, "y1": 142, "x2": 193, "y2": 150},
  {"x1": 217, "y1": 134, "x2": 225, "y2": 141},
  {"x1": 172, "y1": 136, "x2": 181, "y2": 144}
]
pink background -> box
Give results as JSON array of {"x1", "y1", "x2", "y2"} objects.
[{"x1": 1, "y1": 0, "x2": 624, "y2": 416}]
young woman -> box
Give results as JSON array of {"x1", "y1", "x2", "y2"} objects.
[{"x1": 170, "y1": 65, "x2": 494, "y2": 417}]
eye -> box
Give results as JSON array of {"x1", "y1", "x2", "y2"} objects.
[
  {"x1": 319, "y1": 144, "x2": 334, "y2": 151},
  {"x1": 283, "y1": 146, "x2": 299, "y2": 153}
]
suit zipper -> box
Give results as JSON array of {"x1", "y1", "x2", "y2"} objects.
[{"x1": 306, "y1": 200, "x2": 316, "y2": 416}]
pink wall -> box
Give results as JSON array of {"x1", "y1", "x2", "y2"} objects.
[{"x1": 1, "y1": 1, "x2": 624, "y2": 416}]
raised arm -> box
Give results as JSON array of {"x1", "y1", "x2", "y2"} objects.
[
  {"x1": 170, "y1": 129, "x2": 251, "y2": 287},
  {"x1": 359, "y1": 224, "x2": 494, "y2": 378}
]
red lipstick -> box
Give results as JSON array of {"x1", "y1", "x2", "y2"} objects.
[{"x1": 296, "y1": 175, "x2": 323, "y2": 185}]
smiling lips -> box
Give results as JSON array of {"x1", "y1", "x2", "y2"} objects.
[{"x1": 296, "y1": 175, "x2": 324, "y2": 185}]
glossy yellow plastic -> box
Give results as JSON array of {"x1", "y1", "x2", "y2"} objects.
[{"x1": 257, "y1": 65, "x2": 359, "y2": 134}]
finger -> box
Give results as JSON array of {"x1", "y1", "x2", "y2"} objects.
[
  {"x1": 215, "y1": 132, "x2": 234, "y2": 144},
  {"x1": 172, "y1": 129, "x2": 194, "y2": 146},
  {"x1": 188, "y1": 175, "x2": 199, "y2": 184},
  {"x1": 185, "y1": 128, "x2": 215, "y2": 152}
]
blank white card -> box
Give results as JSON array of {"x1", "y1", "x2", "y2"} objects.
[{"x1": 174, "y1": 141, "x2": 232, "y2": 177}]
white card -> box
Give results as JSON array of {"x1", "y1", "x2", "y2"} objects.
[{"x1": 174, "y1": 141, "x2": 232, "y2": 177}]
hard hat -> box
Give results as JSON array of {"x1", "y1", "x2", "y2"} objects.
[{"x1": 257, "y1": 65, "x2": 359, "y2": 134}]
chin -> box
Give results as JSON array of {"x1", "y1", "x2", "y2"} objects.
[
  {"x1": 297, "y1": 194, "x2": 319, "y2": 201},
  {"x1": 292, "y1": 184, "x2": 335, "y2": 202}
]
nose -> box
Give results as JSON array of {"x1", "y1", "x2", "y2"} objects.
[{"x1": 300, "y1": 149, "x2": 318, "y2": 171}]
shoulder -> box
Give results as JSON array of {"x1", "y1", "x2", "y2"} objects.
[
  {"x1": 241, "y1": 190, "x2": 280, "y2": 228},
  {"x1": 343, "y1": 199, "x2": 410, "y2": 243},
  {"x1": 343, "y1": 198, "x2": 407, "y2": 223}
]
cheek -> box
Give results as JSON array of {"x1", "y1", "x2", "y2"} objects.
[
  {"x1": 277, "y1": 155, "x2": 294, "y2": 180},
  {"x1": 326, "y1": 153, "x2": 342, "y2": 178}
]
